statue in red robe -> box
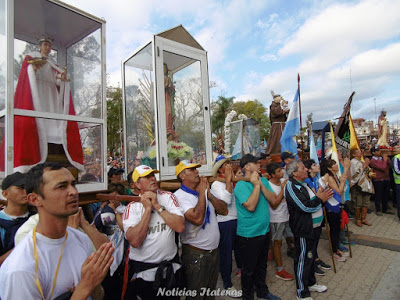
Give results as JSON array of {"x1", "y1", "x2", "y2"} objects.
[{"x1": 0, "y1": 37, "x2": 83, "y2": 172}]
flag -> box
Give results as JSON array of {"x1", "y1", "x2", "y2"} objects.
[
  {"x1": 329, "y1": 121, "x2": 342, "y2": 177},
  {"x1": 349, "y1": 114, "x2": 364, "y2": 162},
  {"x1": 309, "y1": 129, "x2": 320, "y2": 181},
  {"x1": 309, "y1": 129, "x2": 319, "y2": 165},
  {"x1": 349, "y1": 114, "x2": 360, "y2": 150},
  {"x1": 280, "y1": 89, "x2": 300, "y2": 155},
  {"x1": 335, "y1": 92, "x2": 355, "y2": 151}
]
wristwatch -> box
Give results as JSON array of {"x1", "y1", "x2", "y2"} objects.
[{"x1": 157, "y1": 205, "x2": 166, "y2": 214}]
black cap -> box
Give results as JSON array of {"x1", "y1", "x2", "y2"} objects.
[
  {"x1": 370, "y1": 148, "x2": 378, "y2": 154},
  {"x1": 240, "y1": 154, "x2": 260, "y2": 168},
  {"x1": 2, "y1": 172, "x2": 26, "y2": 190},
  {"x1": 108, "y1": 167, "x2": 124, "y2": 177},
  {"x1": 281, "y1": 151, "x2": 295, "y2": 161}
]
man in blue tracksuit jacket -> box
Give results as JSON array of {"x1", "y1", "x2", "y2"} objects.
[{"x1": 284, "y1": 160, "x2": 333, "y2": 300}]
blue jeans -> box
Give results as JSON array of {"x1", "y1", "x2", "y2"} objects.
[{"x1": 218, "y1": 219, "x2": 242, "y2": 289}]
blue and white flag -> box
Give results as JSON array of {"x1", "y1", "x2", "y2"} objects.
[
  {"x1": 309, "y1": 129, "x2": 320, "y2": 182},
  {"x1": 309, "y1": 129, "x2": 319, "y2": 165},
  {"x1": 280, "y1": 89, "x2": 300, "y2": 155}
]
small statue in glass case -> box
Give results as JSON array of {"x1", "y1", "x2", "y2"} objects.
[{"x1": 11, "y1": 35, "x2": 83, "y2": 172}]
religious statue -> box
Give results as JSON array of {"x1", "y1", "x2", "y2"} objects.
[
  {"x1": 1, "y1": 35, "x2": 84, "y2": 173},
  {"x1": 164, "y1": 63, "x2": 176, "y2": 139},
  {"x1": 266, "y1": 90, "x2": 290, "y2": 155},
  {"x1": 377, "y1": 110, "x2": 389, "y2": 147}
]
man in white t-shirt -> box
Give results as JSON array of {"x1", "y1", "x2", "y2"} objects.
[
  {"x1": 0, "y1": 162, "x2": 114, "y2": 300},
  {"x1": 211, "y1": 154, "x2": 242, "y2": 297},
  {"x1": 123, "y1": 165, "x2": 185, "y2": 299},
  {"x1": 174, "y1": 160, "x2": 228, "y2": 299},
  {"x1": 266, "y1": 163, "x2": 294, "y2": 281}
]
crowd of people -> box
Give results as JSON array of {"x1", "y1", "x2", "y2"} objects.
[{"x1": 0, "y1": 146, "x2": 399, "y2": 300}]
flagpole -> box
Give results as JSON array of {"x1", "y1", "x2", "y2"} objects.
[{"x1": 298, "y1": 73, "x2": 304, "y2": 159}]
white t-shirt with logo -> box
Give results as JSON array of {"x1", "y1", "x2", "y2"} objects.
[
  {"x1": 268, "y1": 179, "x2": 289, "y2": 223},
  {"x1": 123, "y1": 190, "x2": 184, "y2": 281}
]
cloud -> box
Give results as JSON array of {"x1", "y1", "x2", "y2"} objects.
[
  {"x1": 279, "y1": 0, "x2": 400, "y2": 63},
  {"x1": 261, "y1": 54, "x2": 278, "y2": 62},
  {"x1": 233, "y1": 0, "x2": 400, "y2": 126},
  {"x1": 60, "y1": 0, "x2": 400, "y2": 127}
]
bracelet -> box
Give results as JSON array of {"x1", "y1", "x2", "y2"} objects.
[{"x1": 208, "y1": 194, "x2": 214, "y2": 201}]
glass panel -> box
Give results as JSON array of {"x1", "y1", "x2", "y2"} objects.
[
  {"x1": 0, "y1": 116, "x2": 5, "y2": 178},
  {"x1": 9, "y1": 115, "x2": 102, "y2": 182},
  {"x1": 79, "y1": 122, "x2": 104, "y2": 183},
  {"x1": 0, "y1": 0, "x2": 5, "y2": 111},
  {"x1": 229, "y1": 119, "x2": 261, "y2": 159},
  {"x1": 243, "y1": 118, "x2": 261, "y2": 156},
  {"x1": 230, "y1": 121, "x2": 242, "y2": 159},
  {"x1": 163, "y1": 51, "x2": 206, "y2": 166},
  {"x1": 14, "y1": 38, "x2": 57, "y2": 90},
  {"x1": 67, "y1": 28, "x2": 102, "y2": 118},
  {"x1": 124, "y1": 43, "x2": 157, "y2": 172}
]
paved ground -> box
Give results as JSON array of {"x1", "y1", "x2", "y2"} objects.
[{"x1": 215, "y1": 204, "x2": 400, "y2": 300}]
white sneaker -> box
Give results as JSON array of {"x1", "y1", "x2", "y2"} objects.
[
  {"x1": 333, "y1": 252, "x2": 347, "y2": 262},
  {"x1": 225, "y1": 286, "x2": 242, "y2": 298},
  {"x1": 297, "y1": 297, "x2": 313, "y2": 300},
  {"x1": 308, "y1": 283, "x2": 327, "y2": 293},
  {"x1": 337, "y1": 250, "x2": 350, "y2": 257}
]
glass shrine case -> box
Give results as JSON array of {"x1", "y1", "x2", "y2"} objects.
[
  {"x1": 122, "y1": 25, "x2": 213, "y2": 180},
  {"x1": 229, "y1": 118, "x2": 261, "y2": 160},
  {"x1": 0, "y1": 0, "x2": 107, "y2": 192}
]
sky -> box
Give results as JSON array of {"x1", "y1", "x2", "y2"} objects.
[{"x1": 63, "y1": 0, "x2": 400, "y2": 127}]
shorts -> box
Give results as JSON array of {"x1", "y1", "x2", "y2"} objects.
[{"x1": 270, "y1": 221, "x2": 293, "y2": 241}]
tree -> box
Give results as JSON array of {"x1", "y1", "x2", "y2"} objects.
[
  {"x1": 232, "y1": 100, "x2": 271, "y2": 140},
  {"x1": 107, "y1": 86, "x2": 123, "y2": 156},
  {"x1": 306, "y1": 112, "x2": 313, "y2": 129},
  {"x1": 211, "y1": 96, "x2": 234, "y2": 137}
]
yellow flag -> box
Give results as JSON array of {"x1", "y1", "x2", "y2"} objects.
[
  {"x1": 349, "y1": 114, "x2": 364, "y2": 161},
  {"x1": 349, "y1": 114, "x2": 360, "y2": 150},
  {"x1": 329, "y1": 121, "x2": 341, "y2": 177}
]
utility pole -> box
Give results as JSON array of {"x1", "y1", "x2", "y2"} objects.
[{"x1": 374, "y1": 98, "x2": 377, "y2": 127}]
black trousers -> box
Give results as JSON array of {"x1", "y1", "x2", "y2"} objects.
[
  {"x1": 373, "y1": 180, "x2": 390, "y2": 212},
  {"x1": 326, "y1": 211, "x2": 341, "y2": 253},
  {"x1": 237, "y1": 233, "x2": 270, "y2": 300},
  {"x1": 311, "y1": 226, "x2": 321, "y2": 261},
  {"x1": 294, "y1": 236, "x2": 316, "y2": 299}
]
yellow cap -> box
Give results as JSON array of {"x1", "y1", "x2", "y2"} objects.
[
  {"x1": 175, "y1": 160, "x2": 201, "y2": 176},
  {"x1": 132, "y1": 165, "x2": 159, "y2": 182}
]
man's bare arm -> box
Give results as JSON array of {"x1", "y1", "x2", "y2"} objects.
[
  {"x1": 125, "y1": 206, "x2": 152, "y2": 248},
  {"x1": 242, "y1": 172, "x2": 261, "y2": 212},
  {"x1": 260, "y1": 182, "x2": 278, "y2": 208}
]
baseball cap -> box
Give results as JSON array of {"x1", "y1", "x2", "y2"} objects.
[
  {"x1": 132, "y1": 165, "x2": 159, "y2": 183},
  {"x1": 108, "y1": 167, "x2": 124, "y2": 178},
  {"x1": 212, "y1": 154, "x2": 230, "y2": 177},
  {"x1": 2, "y1": 172, "x2": 26, "y2": 190},
  {"x1": 240, "y1": 154, "x2": 260, "y2": 168},
  {"x1": 175, "y1": 160, "x2": 201, "y2": 176},
  {"x1": 281, "y1": 151, "x2": 295, "y2": 161}
]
